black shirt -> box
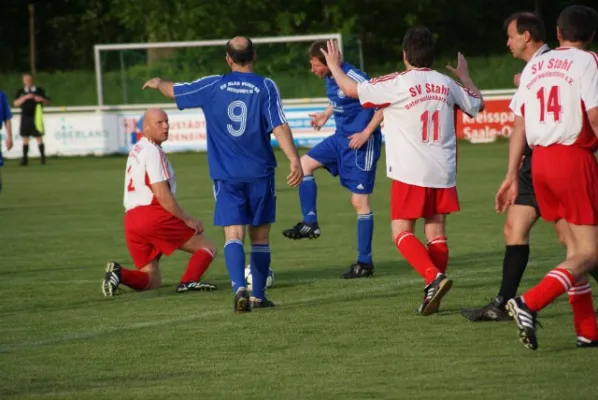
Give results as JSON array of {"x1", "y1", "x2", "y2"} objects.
[{"x1": 15, "y1": 87, "x2": 49, "y2": 117}]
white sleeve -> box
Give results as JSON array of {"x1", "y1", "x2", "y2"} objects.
[
  {"x1": 145, "y1": 147, "x2": 170, "y2": 184},
  {"x1": 509, "y1": 88, "x2": 524, "y2": 117},
  {"x1": 449, "y1": 79, "x2": 483, "y2": 117},
  {"x1": 356, "y1": 73, "x2": 399, "y2": 109},
  {"x1": 580, "y1": 53, "x2": 598, "y2": 111}
]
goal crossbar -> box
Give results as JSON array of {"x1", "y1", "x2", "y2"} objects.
[{"x1": 93, "y1": 33, "x2": 343, "y2": 105}]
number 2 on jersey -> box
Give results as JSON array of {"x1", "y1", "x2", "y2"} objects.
[
  {"x1": 227, "y1": 100, "x2": 247, "y2": 137},
  {"x1": 420, "y1": 110, "x2": 440, "y2": 143},
  {"x1": 536, "y1": 86, "x2": 562, "y2": 123}
]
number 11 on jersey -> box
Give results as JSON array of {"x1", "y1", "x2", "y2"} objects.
[{"x1": 421, "y1": 110, "x2": 440, "y2": 143}]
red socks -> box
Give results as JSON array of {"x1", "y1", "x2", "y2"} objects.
[
  {"x1": 568, "y1": 281, "x2": 598, "y2": 341},
  {"x1": 120, "y1": 267, "x2": 150, "y2": 291},
  {"x1": 427, "y1": 236, "x2": 448, "y2": 274},
  {"x1": 522, "y1": 267, "x2": 574, "y2": 312},
  {"x1": 396, "y1": 232, "x2": 440, "y2": 285},
  {"x1": 180, "y1": 248, "x2": 214, "y2": 283}
]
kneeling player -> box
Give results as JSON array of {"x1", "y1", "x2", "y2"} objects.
[
  {"x1": 102, "y1": 108, "x2": 217, "y2": 296},
  {"x1": 320, "y1": 28, "x2": 484, "y2": 314}
]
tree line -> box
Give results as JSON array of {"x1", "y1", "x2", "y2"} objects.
[{"x1": 0, "y1": 0, "x2": 594, "y2": 74}]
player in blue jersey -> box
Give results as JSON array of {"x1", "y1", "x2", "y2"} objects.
[
  {"x1": 0, "y1": 89, "x2": 14, "y2": 195},
  {"x1": 282, "y1": 40, "x2": 384, "y2": 279},
  {"x1": 142, "y1": 36, "x2": 303, "y2": 313}
]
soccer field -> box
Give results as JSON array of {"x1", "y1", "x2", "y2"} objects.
[{"x1": 0, "y1": 141, "x2": 596, "y2": 400}]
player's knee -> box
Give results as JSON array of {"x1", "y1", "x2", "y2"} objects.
[
  {"x1": 249, "y1": 226, "x2": 270, "y2": 244},
  {"x1": 300, "y1": 155, "x2": 318, "y2": 175},
  {"x1": 351, "y1": 194, "x2": 370, "y2": 214},
  {"x1": 503, "y1": 219, "x2": 528, "y2": 245}
]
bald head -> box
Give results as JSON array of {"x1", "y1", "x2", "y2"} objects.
[
  {"x1": 225, "y1": 36, "x2": 255, "y2": 66},
  {"x1": 143, "y1": 108, "x2": 169, "y2": 144}
]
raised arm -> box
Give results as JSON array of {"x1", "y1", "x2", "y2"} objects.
[
  {"x1": 319, "y1": 41, "x2": 359, "y2": 98},
  {"x1": 142, "y1": 78, "x2": 175, "y2": 99}
]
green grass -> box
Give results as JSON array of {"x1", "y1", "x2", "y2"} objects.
[
  {"x1": 0, "y1": 54, "x2": 525, "y2": 107},
  {"x1": 1, "y1": 142, "x2": 596, "y2": 400}
]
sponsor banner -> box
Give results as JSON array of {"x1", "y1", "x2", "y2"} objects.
[
  {"x1": 0, "y1": 95, "x2": 516, "y2": 158},
  {"x1": 1, "y1": 114, "x2": 120, "y2": 159},
  {"x1": 456, "y1": 96, "x2": 514, "y2": 143}
]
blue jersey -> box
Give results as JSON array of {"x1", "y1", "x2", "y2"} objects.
[
  {"x1": 174, "y1": 72, "x2": 286, "y2": 182},
  {"x1": 326, "y1": 63, "x2": 376, "y2": 136},
  {"x1": 0, "y1": 90, "x2": 12, "y2": 130}
]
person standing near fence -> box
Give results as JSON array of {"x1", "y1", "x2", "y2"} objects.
[
  {"x1": 0, "y1": 89, "x2": 14, "y2": 194},
  {"x1": 13, "y1": 73, "x2": 50, "y2": 166}
]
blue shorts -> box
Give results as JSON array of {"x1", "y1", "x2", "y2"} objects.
[
  {"x1": 213, "y1": 177, "x2": 276, "y2": 227},
  {"x1": 307, "y1": 131, "x2": 381, "y2": 194},
  {"x1": 0, "y1": 149, "x2": 3, "y2": 167}
]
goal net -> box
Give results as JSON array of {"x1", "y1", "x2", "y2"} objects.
[{"x1": 93, "y1": 33, "x2": 361, "y2": 106}]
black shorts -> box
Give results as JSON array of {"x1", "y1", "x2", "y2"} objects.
[
  {"x1": 513, "y1": 154, "x2": 540, "y2": 216},
  {"x1": 19, "y1": 115, "x2": 43, "y2": 137}
]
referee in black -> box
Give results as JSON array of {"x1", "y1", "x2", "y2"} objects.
[
  {"x1": 461, "y1": 12, "x2": 598, "y2": 322},
  {"x1": 13, "y1": 73, "x2": 50, "y2": 166}
]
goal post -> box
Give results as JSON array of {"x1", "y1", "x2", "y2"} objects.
[{"x1": 93, "y1": 33, "x2": 343, "y2": 106}]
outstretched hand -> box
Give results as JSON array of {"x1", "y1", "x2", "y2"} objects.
[
  {"x1": 142, "y1": 77, "x2": 162, "y2": 90},
  {"x1": 319, "y1": 40, "x2": 343, "y2": 67},
  {"x1": 446, "y1": 52, "x2": 470, "y2": 82}
]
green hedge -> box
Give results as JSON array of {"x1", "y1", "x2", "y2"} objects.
[{"x1": 0, "y1": 54, "x2": 525, "y2": 107}]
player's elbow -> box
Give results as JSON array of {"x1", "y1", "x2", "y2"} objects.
[
  {"x1": 587, "y1": 107, "x2": 598, "y2": 138},
  {"x1": 345, "y1": 85, "x2": 359, "y2": 98}
]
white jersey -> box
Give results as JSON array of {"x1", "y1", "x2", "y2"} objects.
[
  {"x1": 357, "y1": 68, "x2": 483, "y2": 187},
  {"x1": 123, "y1": 137, "x2": 176, "y2": 211},
  {"x1": 510, "y1": 47, "x2": 598, "y2": 150}
]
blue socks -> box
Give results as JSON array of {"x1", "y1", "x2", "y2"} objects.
[
  {"x1": 250, "y1": 244, "x2": 271, "y2": 300},
  {"x1": 299, "y1": 175, "x2": 318, "y2": 224},
  {"x1": 224, "y1": 239, "x2": 246, "y2": 293},
  {"x1": 357, "y1": 212, "x2": 374, "y2": 264}
]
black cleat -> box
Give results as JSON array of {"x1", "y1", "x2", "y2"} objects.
[
  {"x1": 506, "y1": 297, "x2": 539, "y2": 350},
  {"x1": 250, "y1": 296, "x2": 275, "y2": 309},
  {"x1": 282, "y1": 222, "x2": 321, "y2": 240},
  {"x1": 341, "y1": 262, "x2": 374, "y2": 279},
  {"x1": 176, "y1": 281, "x2": 218, "y2": 293},
  {"x1": 234, "y1": 287, "x2": 251, "y2": 313},
  {"x1": 460, "y1": 296, "x2": 512, "y2": 322},
  {"x1": 418, "y1": 274, "x2": 453, "y2": 316},
  {"x1": 577, "y1": 337, "x2": 598, "y2": 348},
  {"x1": 102, "y1": 261, "x2": 122, "y2": 297}
]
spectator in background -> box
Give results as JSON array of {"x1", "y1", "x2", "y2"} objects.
[
  {"x1": 0, "y1": 89, "x2": 14, "y2": 194},
  {"x1": 13, "y1": 73, "x2": 50, "y2": 166}
]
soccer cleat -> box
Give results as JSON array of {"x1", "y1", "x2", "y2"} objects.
[
  {"x1": 176, "y1": 281, "x2": 218, "y2": 293},
  {"x1": 250, "y1": 296, "x2": 275, "y2": 309},
  {"x1": 234, "y1": 287, "x2": 251, "y2": 313},
  {"x1": 418, "y1": 274, "x2": 453, "y2": 316},
  {"x1": 576, "y1": 337, "x2": 598, "y2": 348},
  {"x1": 460, "y1": 296, "x2": 512, "y2": 322},
  {"x1": 102, "y1": 261, "x2": 122, "y2": 297},
  {"x1": 282, "y1": 222, "x2": 321, "y2": 240},
  {"x1": 341, "y1": 262, "x2": 374, "y2": 279},
  {"x1": 506, "y1": 297, "x2": 539, "y2": 350}
]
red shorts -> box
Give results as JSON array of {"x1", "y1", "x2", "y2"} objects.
[
  {"x1": 124, "y1": 205, "x2": 195, "y2": 268},
  {"x1": 390, "y1": 179, "x2": 460, "y2": 220},
  {"x1": 532, "y1": 145, "x2": 598, "y2": 225}
]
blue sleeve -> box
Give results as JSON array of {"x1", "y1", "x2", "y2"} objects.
[
  {"x1": 263, "y1": 78, "x2": 287, "y2": 132},
  {"x1": 344, "y1": 65, "x2": 369, "y2": 83},
  {"x1": 173, "y1": 75, "x2": 221, "y2": 110},
  {"x1": 0, "y1": 91, "x2": 12, "y2": 122}
]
